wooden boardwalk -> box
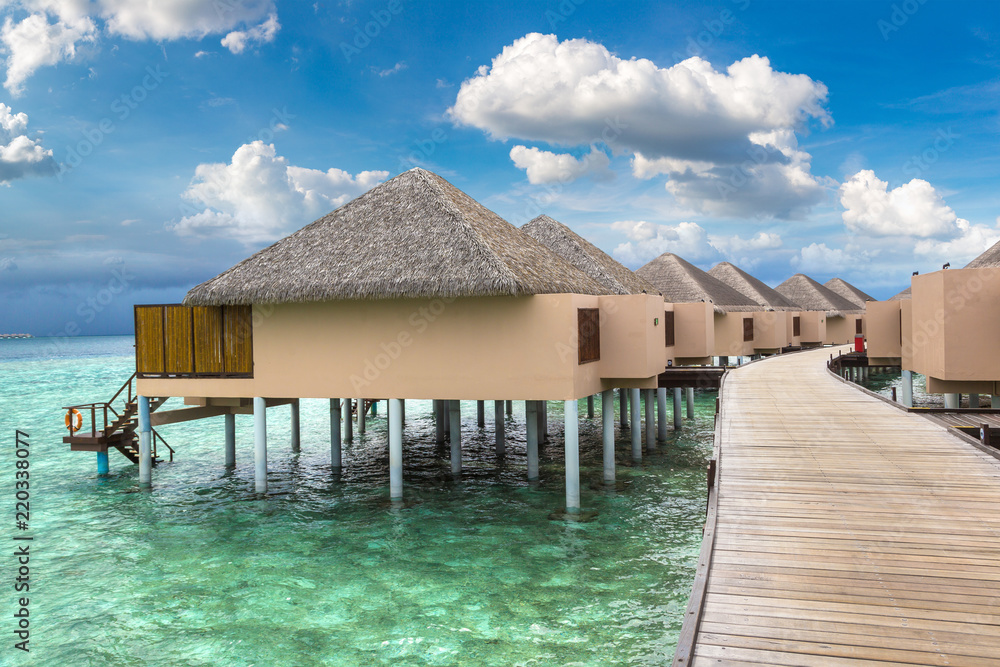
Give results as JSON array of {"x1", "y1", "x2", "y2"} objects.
[{"x1": 677, "y1": 346, "x2": 1000, "y2": 666}]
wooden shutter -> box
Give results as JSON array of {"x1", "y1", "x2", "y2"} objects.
[
  {"x1": 224, "y1": 305, "x2": 253, "y2": 375},
  {"x1": 793, "y1": 316, "x2": 801, "y2": 337},
  {"x1": 578, "y1": 308, "x2": 600, "y2": 364},
  {"x1": 134, "y1": 305, "x2": 164, "y2": 375},
  {"x1": 664, "y1": 311, "x2": 675, "y2": 347},
  {"x1": 164, "y1": 306, "x2": 194, "y2": 374},
  {"x1": 193, "y1": 306, "x2": 224, "y2": 374},
  {"x1": 743, "y1": 317, "x2": 754, "y2": 342}
]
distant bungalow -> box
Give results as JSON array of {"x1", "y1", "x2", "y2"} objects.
[
  {"x1": 775, "y1": 274, "x2": 864, "y2": 346},
  {"x1": 119, "y1": 169, "x2": 671, "y2": 511},
  {"x1": 708, "y1": 262, "x2": 798, "y2": 353}
]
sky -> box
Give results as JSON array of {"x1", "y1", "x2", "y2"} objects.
[{"x1": 1, "y1": 0, "x2": 999, "y2": 335}]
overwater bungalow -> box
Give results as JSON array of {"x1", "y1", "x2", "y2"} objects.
[
  {"x1": 868, "y1": 239, "x2": 1000, "y2": 407},
  {"x1": 824, "y1": 277, "x2": 874, "y2": 310},
  {"x1": 636, "y1": 253, "x2": 759, "y2": 363},
  {"x1": 77, "y1": 169, "x2": 670, "y2": 511},
  {"x1": 775, "y1": 274, "x2": 863, "y2": 346},
  {"x1": 707, "y1": 262, "x2": 798, "y2": 353}
]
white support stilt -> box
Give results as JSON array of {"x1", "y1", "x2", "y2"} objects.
[
  {"x1": 630, "y1": 388, "x2": 641, "y2": 461},
  {"x1": 138, "y1": 395, "x2": 151, "y2": 486},
  {"x1": 494, "y1": 400, "x2": 506, "y2": 456},
  {"x1": 477, "y1": 400, "x2": 485, "y2": 428},
  {"x1": 389, "y1": 398, "x2": 403, "y2": 500},
  {"x1": 644, "y1": 388, "x2": 655, "y2": 452},
  {"x1": 434, "y1": 400, "x2": 445, "y2": 443},
  {"x1": 343, "y1": 397, "x2": 353, "y2": 442},
  {"x1": 290, "y1": 399, "x2": 300, "y2": 453},
  {"x1": 686, "y1": 387, "x2": 695, "y2": 419},
  {"x1": 330, "y1": 399, "x2": 341, "y2": 470},
  {"x1": 400, "y1": 399, "x2": 405, "y2": 425},
  {"x1": 358, "y1": 398, "x2": 365, "y2": 434},
  {"x1": 225, "y1": 412, "x2": 236, "y2": 467},
  {"x1": 443, "y1": 400, "x2": 451, "y2": 436},
  {"x1": 657, "y1": 387, "x2": 668, "y2": 443},
  {"x1": 587, "y1": 395, "x2": 594, "y2": 419},
  {"x1": 540, "y1": 401, "x2": 548, "y2": 444},
  {"x1": 620, "y1": 388, "x2": 628, "y2": 429},
  {"x1": 564, "y1": 399, "x2": 580, "y2": 513},
  {"x1": 526, "y1": 400, "x2": 539, "y2": 481},
  {"x1": 901, "y1": 370, "x2": 914, "y2": 408},
  {"x1": 506, "y1": 400, "x2": 513, "y2": 416},
  {"x1": 673, "y1": 388, "x2": 682, "y2": 430},
  {"x1": 602, "y1": 389, "x2": 614, "y2": 483},
  {"x1": 945, "y1": 393, "x2": 960, "y2": 409},
  {"x1": 993, "y1": 395, "x2": 1000, "y2": 409},
  {"x1": 254, "y1": 396, "x2": 267, "y2": 494},
  {"x1": 449, "y1": 400, "x2": 462, "y2": 474},
  {"x1": 970, "y1": 393, "x2": 980, "y2": 409}
]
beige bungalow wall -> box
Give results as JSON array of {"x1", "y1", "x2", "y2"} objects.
[
  {"x1": 798, "y1": 311, "x2": 827, "y2": 346},
  {"x1": 865, "y1": 300, "x2": 902, "y2": 365},
  {"x1": 909, "y1": 268, "x2": 1000, "y2": 391},
  {"x1": 825, "y1": 314, "x2": 864, "y2": 346},
  {"x1": 713, "y1": 312, "x2": 756, "y2": 358},
  {"x1": 136, "y1": 294, "x2": 666, "y2": 402},
  {"x1": 753, "y1": 310, "x2": 790, "y2": 351},
  {"x1": 673, "y1": 301, "x2": 714, "y2": 364}
]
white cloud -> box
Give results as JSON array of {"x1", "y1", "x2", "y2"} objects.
[
  {"x1": 168, "y1": 141, "x2": 388, "y2": 243},
  {"x1": 220, "y1": 12, "x2": 278, "y2": 54},
  {"x1": 611, "y1": 220, "x2": 717, "y2": 267},
  {"x1": 509, "y1": 145, "x2": 610, "y2": 185},
  {"x1": 913, "y1": 219, "x2": 1000, "y2": 263},
  {"x1": 1, "y1": 11, "x2": 96, "y2": 95},
  {"x1": 708, "y1": 231, "x2": 783, "y2": 268},
  {"x1": 0, "y1": 1, "x2": 275, "y2": 92},
  {"x1": 840, "y1": 170, "x2": 969, "y2": 238},
  {"x1": 792, "y1": 242, "x2": 865, "y2": 274},
  {"x1": 373, "y1": 61, "x2": 407, "y2": 77},
  {"x1": 0, "y1": 102, "x2": 56, "y2": 183},
  {"x1": 448, "y1": 33, "x2": 831, "y2": 218}
]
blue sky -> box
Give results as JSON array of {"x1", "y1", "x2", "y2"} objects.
[{"x1": 1, "y1": 0, "x2": 998, "y2": 335}]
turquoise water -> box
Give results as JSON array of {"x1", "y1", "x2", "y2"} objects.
[
  {"x1": 858, "y1": 367, "x2": 942, "y2": 407},
  {"x1": 1, "y1": 336, "x2": 714, "y2": 666}
]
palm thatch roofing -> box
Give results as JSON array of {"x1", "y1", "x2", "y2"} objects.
[
  {"x1": 963, "y1": 238, "x2": 1000, "y2": 268},
  {"x1": 774, "y1": 274, "x2": 862, "y2": 317},
  {"x1": 890, "y1": 287, "x2": 911, "y2": 301},
  {"x1": 184, "y1": 168, "x2": 612, "y2": 305},
  {"x1": 823, "y1": 277, "x2": 874, "y2": 309},
  {"x1": 708, "y1": 262, "x2": 798, "y2": 311},
  {"x1": 636, "y1": 253, "x2": 759, "y2": 313},
  {"x1": 521, "y1": 215, "x2": 660, "y2": 295}
]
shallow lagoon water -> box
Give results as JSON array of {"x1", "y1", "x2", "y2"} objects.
[{"x1": 1, "y1": 336, "x2": 714, "y2": 666}]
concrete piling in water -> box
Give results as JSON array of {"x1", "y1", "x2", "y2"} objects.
[
  {"x1": 630, "y1": 388, "x2": 641, "y2": 461},
  {"x1": 253, "y1": 396, "x2": 267, "y2": 493},
  {"x1": 290, "y1": 400, "x2": 300, "y2": 453},
  {"x1": 526, "y1": 400, "x2": 539, "y2": 481},
  {"x1": 477, "y1": 400, "x2": 485, "y2": 427},
  {"x1": 225, "y1": 412, "x2": 236, "y2": 467},
  {"x1": 901, "y1": 370, "x2": 914, "y2": 408},
  {"x1": 993, "y1": 395, "x2": 1000, "y2": 409},
  {"x1": 329, "y1": 399, "x2": 341, "y2": 470},
  {"x1": 139, "y1": 395, "x2": 151, "y2": 487},
  {"x1": 389, "y1": 399, "x2": 403, "y2": 500},
  {"x1": 449, "y1": 400, "x2": 462, "y2": 474},
  {"x1": 358, "y1": 398, "x2": 365, "y2": 434},
  {"x1": 564, "y1": 399, "x2": 580, "y2": 513},
  {"x1": 945, "y1": 393, "x2": 960, "y2": 409},
  {"x1": 343, "y1": 398, "x2": 353, "y2": 442},
  {"x1": 970, "y1": 393, "x2": 980, "y2": 409},
  {"x1": 434, "y1": 400, "x2": 445, "y2": 444},
  {"x1": 686, "y1": 387, "x2": 695, "y2": 419},
  {"x1": 644, "y1": 388, "x2": 655, "y2": 452},
  {"x1": 494, "y1": 400, "x2": 505, "y2": 456},
  {"x1": 673, "y1": 388, "x2": 683, "y2": 430},
  {"x1": 620, "y1": 388, "x2": 628, "y2": 429},
  {"x1": 656, "y1": 387, "x2": 668, "y2": 443},
  {"x1": 97, "y1": 451, "x2": 109, "y2": 476},
  {"x1": 602, "y1": 389, "x2": 615, "y2": 484},
  {"x1": 506, "y1": 400, "x2": 512, "y2": 416}
]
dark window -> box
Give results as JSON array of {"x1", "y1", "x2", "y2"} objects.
[
  {"x1": 664, "y1": 310, "x2": 675, "y2": 347},
  {"x1": 578, "y1": 308, "x2": 600, "y2": 364},
  {"x1": 743, "y1": 317, "x2": 754, "y2": 342},
  {"x1": 793, "y1": 316, "x2": 801, "y2": 337},
  {"x1": 856, "y1": 318, "x2": 863, "y2": 334}
]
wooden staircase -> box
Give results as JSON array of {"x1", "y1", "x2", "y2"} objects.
[{"x1": 64, "y1": 374, "x2": 173, "y2": 464}]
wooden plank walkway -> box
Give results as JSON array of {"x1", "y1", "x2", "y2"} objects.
[{"x1": 681, "y1": 346, "x2": 1000, "y2": 666}]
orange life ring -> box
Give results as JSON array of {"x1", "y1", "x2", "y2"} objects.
[{"x1": 65, "y1": 408, "x2": 83, "y2": 434}]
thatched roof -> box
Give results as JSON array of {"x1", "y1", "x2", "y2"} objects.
[
  {"x1": 774, "y1": 274, "x2": 862, "y2": 317},
  {"x1": 521, "y1": 215, "x2": 660, "y2": 295},
  {"x1": 964, "y1": 238, "x2": 1000, "y2": 268},
  {"x1": 708, "y1": 262, "x2": 798, "y2": 311},
  {"x1": 184, "y1": 169, "x2": 612, "y2": 305},
  {"x1": 823, "y1": 277, "x2": 874, "y2": 309},
  {"x1": 890, "y1": 287, "x2": 911, "y2": 301},
  {"x1": 636, "y1": 253, "x2": 759, "y2": 313}
]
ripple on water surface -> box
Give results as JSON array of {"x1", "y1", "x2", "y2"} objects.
[{"x1": 1, "y1": 336, "x2": 714, "y2": 666}]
